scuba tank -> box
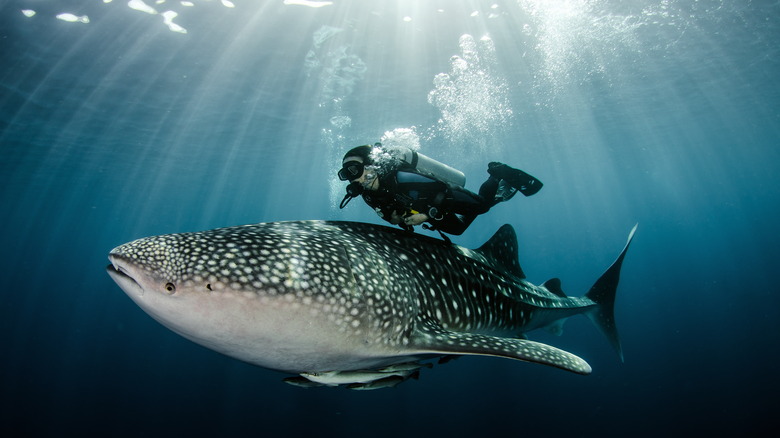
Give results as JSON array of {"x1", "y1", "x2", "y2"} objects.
[{"x1": 396, "y1": 148, "x2": 466, "y2": 188}]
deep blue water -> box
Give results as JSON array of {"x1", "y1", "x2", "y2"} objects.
[{"x1": 1, "y1": 0, "x2": 778, "y2": 436}]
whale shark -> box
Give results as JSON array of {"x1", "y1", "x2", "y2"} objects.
[{"x1": 107, "y1": 221, "x2": 636, "y2": 389}]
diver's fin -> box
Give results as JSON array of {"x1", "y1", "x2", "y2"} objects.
[
  {"x1": 584, "y1": 224, "x2": 638, "y2": 362},
  {"x1": 494, "y1": 179, "x2": 518, "y2": 202},
  {"x1": 474, "y1": 224, "x2": 525, "y2": 279},
  {"x1": 487, "y1": 162, "x2": 543, "y2": 196},
  {"x1": 409, "y1": 318, "x2": 591, "y2": 374}
]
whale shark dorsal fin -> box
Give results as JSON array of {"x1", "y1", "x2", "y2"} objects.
[
  {"x1": 542, "y1": 278, "x2": 567, "y2": 297},
  {"x1": 409, "y1": 318, "x2": 591, "y2": 374},
  {"x1": 474, "y1": 224, "x2": 525, "y2": 279}
]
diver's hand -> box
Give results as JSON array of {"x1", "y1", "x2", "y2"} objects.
[
  {"x1": 389, "y1": 211, "x2": 403, "y2": 225},
  {"x1": 403, "y1": 213, "x2": 429, "y2": 226}
]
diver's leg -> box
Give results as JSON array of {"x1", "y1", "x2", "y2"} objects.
[
  {"x1": 480, "y1": 175, "x2": 517, "y2": 204},
  {"x1": 448, "y1": 186, "x2": 492, "y2": 215},
  {"x1": 478, "y1": 176, "x2": 500, "y2": 203},
  {"x1": 433, "y1": 186, "x2": 496, "y2": 235},
  {"x1": 433, "y1": 214, "x2": 470, "y2": 235}
]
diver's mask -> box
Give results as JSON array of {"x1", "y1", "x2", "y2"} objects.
[
  {"x1": 339, "y1": 181, "x2": 364, "y2": 209},
  {"x1": 338, "y1": 161, "x2": 364, "y2": 181}
]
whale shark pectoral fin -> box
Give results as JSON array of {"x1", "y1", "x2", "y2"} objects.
[{"x1": 409, "y1": 319, "x2": 592, "y2": 375}]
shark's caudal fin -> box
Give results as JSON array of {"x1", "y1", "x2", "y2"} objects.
[{"x1": 584, "y1": 224, "x2": 638, "y2": 362}]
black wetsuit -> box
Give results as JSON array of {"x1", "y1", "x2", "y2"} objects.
[{"x1": 362, "y1": 170, "x2": 500, "y2": 235}]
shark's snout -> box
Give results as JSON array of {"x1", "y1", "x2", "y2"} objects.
[{"x1": 107, "y1": 254, "x2": 144, "y2": 297}]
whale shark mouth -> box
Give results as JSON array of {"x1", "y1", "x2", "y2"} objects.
[{"x1": 106, "y1": 261, "x2": 143, "y2": 295}]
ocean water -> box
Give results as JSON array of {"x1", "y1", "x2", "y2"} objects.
[{"x1": 1, "y1": 0, "x2": 778, "y2": 436}]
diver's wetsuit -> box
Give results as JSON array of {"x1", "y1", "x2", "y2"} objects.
[{"x1": 362, "y1": 170, "x2": 501, "y2": 235}]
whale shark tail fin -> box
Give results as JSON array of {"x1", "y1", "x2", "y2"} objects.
[{"x1": 584, "y1": 224, "x2": 638, "y2": 362}]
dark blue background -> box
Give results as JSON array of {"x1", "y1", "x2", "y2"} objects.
[{"x1": 1, "y1": 1, "x2": 778, "y2": 436}]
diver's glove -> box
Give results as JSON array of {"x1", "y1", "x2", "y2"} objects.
[{"x1": 403, "y1": 213, "x2": 429, "y2": 226}]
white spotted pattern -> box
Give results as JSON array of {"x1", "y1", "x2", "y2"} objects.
[{"x1": 109, "y1": 220, "x2": 614, "y2": 376}]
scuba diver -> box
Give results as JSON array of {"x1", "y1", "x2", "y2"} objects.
[{"x1": 337, "y1": 143, "x2": 542, "y2": 236}]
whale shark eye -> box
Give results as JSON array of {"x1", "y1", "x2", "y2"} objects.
[{"x1": 164, "y1": 283, "x2": 176, "y2": 294}]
